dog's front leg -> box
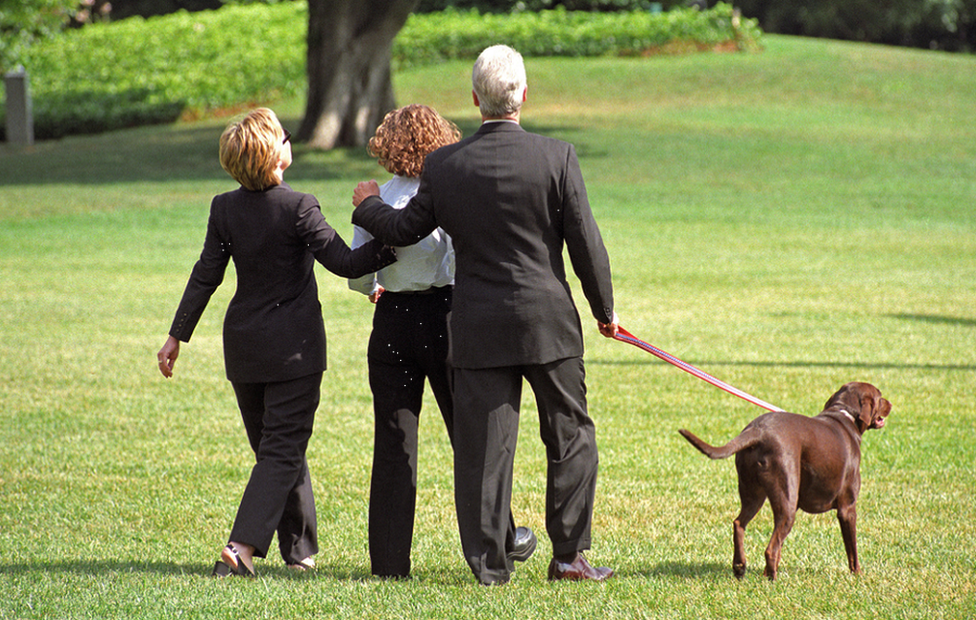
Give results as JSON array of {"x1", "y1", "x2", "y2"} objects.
[{"x1": 837, "y1": 503, "x2": 860, "y2": 574}]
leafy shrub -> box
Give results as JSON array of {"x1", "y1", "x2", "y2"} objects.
[
  {"x1": 3, "y1": 1, "x2": 760, "y2": 141},
  {"x1": 395, "y1": 3, "x2": 760, "y2": 68},
  {"x1": 11, "y1": 2, "x2": 308, "y2": 140},
  {"x1": 0, "y1": 0, "x2": 78, "y2": 74}
]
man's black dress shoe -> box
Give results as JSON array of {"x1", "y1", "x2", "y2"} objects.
[
  {"x1": 507, "y1": 526, "x2": 537, "y2": 563},
  {"x1": 547, "y1": 553, "x2": 614, "y2": 581}
]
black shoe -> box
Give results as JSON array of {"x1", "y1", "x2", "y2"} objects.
[
  {"x1": 212, "y1": 544, "x2": 256, "y2": 578},
  {"x1": 479, "y1": 575, "x2": 511, "y2": 586},
  {"x1": 547, "y1": 552, "x2": 614, "y2": 581},
  {"x1": 507, "y1": 526, "x2": 537, "y2": 563}
]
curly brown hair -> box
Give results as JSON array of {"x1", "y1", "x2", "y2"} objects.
[{"x1": 367, "y1": 104, "x2": 461, "y2": 178}]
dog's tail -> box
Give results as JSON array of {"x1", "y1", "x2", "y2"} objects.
[{"x1": 678, "y1": 427, "x2": 762, "y2": 460}]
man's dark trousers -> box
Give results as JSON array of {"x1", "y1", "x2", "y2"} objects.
[{"x1": 452, "y1": 356, "x2": 598, "y2": 585}]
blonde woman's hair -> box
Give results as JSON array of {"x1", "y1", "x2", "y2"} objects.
[
  {"x1": 472, "y1": 45, "x2": 526, "y2": 118},
  {"x1": 219, "y1": 108, "x2": 286, "y2": 191},
  {"x1": 367, "y1": 104, "x2": 461, "y2": 178}
]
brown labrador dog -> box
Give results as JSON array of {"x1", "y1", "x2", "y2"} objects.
[{"x1": 679, "y1": 382, "x2": 891, "y2": 580}]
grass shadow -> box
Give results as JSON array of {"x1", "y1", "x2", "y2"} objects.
[
  {"x1": 889, "y1": 313, "x2": 976, "y2": 328},
  {"x1": 641, "y1": 561, "x2": 729, "y2": 579},
  {"x1": 0, "y1": 123, "x2": 226, "y2": 186},
  {"x1": 0, "y1": 111, "x2": 595, "y2": 189}
]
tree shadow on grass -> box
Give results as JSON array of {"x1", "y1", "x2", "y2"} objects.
[
  {"x1": 888, "y1": 313, "x2": 976, "y2": 328},
  {"x1": 0, "y1": 111, "x2": 595, "y2": 190},
  {"x1": 0, "y1": 115, "x2": 320, "y2": 187},
  {"x1": 0, "y1": 124, "x2": 227, "y2": 186}
]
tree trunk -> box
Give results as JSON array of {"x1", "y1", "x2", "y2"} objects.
[{"x1": 300, "y1": 0, "x2": 420, "y2": 149}]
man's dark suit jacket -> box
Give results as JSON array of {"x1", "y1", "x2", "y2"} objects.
[
  {"x1": 170, "y1": 182, "x2": 395, "y2": 383},
  {"x1": 353, "y1": 121, "x2": 614, "y2": 370}
]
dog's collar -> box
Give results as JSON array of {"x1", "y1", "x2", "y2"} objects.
[{"x1": 835, "y1": 407, "x2": 858, "y2": 424}]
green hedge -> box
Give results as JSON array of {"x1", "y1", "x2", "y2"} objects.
[
  {"x1": 394, "y1": 4, "x2": 760, "y2": 68},
  {"x1": 8, "y1": 2, "x2": 309, "y2": 140},
  {"x1": 3, "y1": 1, "x2": 760, "y2": 141}
]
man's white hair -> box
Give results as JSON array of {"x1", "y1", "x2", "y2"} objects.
[{"x1": 472, "y1": 45, "x2": 527, "y2": 118}]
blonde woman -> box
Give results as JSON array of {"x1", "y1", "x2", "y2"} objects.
[{"x1": 158, "y1": 108, "x2": 396, "y2": 577}]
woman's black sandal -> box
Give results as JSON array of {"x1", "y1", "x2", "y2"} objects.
[{"x1": 212, "y1": 544, "x2": 256, "y2": 578}]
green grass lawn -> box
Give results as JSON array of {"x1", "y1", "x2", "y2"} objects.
[{"x1": 1, "y1": 35, "x2": 974, "y2": 619}]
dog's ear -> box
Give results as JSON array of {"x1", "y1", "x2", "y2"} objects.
[
  {"x1": 858, "y1": 385, "x2": 890, "y2": 430},
  {"x1": 850, "y1": 389, "x2": 872, "y2": 433},
  {"x1": 870, "y1": 396, "x2": 891, "y2": 429}
]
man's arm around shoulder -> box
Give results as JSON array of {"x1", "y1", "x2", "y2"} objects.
[{"x1": 351, "y1": 181, "x2": 436, "y2": 247}]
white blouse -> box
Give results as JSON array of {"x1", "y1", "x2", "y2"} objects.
[{"x1": 348, "y1": 175, "x2": 454, "y2": 295}]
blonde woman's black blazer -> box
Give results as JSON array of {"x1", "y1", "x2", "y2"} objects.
[{"x1": 170, "y1": 182, "x2": 396, "y2": 383}]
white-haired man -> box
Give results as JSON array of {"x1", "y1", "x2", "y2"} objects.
[{"x1": 353, "y1": 45, "x2": 617, "y2": 585}]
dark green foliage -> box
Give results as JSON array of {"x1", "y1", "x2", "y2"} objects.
[
  {"x1": 101, "y1": 0, "x2": 224, "y2": 20},
  {"x1": 415, "y1": 0, "x2": 698, "y2": 12},
  {"x1": 393, "y1": 4, "x2": 759, "y2": 69},
  {"x1": 101, "y1": 0, "x2": 295, "y2": 20},
  {"x1": 3, "y1": 1, "x2": 759, "y2": 141},
  {"x1": 0, "y1": 0, "x2": 77, "y2": 72},
  {"x1": 8, "y1": 2, "x2": 309, "y2": 140},
  {"x1": 417, "y1": 0, "x2": 976, "y2": 50},
  {"x1": 735, "y1": 0, "x2": 975, "y2": 52}
]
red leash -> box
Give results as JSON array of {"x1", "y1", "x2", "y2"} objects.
[{"x1": 612, "y1": 326, "x2": 782, "y2": 412}]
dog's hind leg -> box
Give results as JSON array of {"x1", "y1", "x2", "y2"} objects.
[
  {"x1": 837, "y1": 503, "x2": 860, "y2": 574},
  {"x1": 763, "y1": 488, "x2": 797, "y2": 580},
  {"x1": 732, "y1": 482, "x2": 765, "y2": 579}
]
